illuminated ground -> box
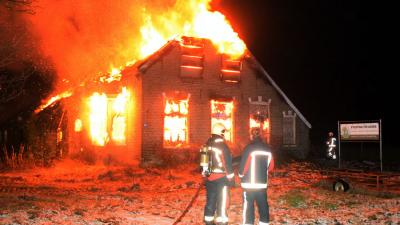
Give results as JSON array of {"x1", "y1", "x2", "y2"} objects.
[{"x1": 0, "y1": 159, "x2": 399, "y2": 225}]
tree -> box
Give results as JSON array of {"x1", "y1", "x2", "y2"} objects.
[{"x1": 0, "y1": 2, "x2": 55, "y2": 124}]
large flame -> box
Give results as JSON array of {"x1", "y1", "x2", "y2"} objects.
[
  {"x1": 29, "y1": 0, "x2": 246, "y2": 110},
  {"x1": 111, "y1": 88, "x2": 130, "y2": 145},
  {"x1": 88, "y1": 92, "x2": 108, "y2": 146},
  {"x1": 88, "y1": 87, "x2": 130, "y2": 146},
  {"x1": 139, "y1": 0, "x2": 246, "y2": 59},
  {"x1": 29, "y1": 0, "x2": 246, "y2": 148},
  {"x1": 28, "y1": 0, "x2": 246, "y2": 90}
]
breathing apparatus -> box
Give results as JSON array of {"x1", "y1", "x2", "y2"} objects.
[{"x1": 199, "y1": 144, "x2": 212, "y2": 177}]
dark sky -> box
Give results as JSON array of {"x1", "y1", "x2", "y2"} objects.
[{"x1": 219, "y1": 0, "x2": 396, "y2": 148}]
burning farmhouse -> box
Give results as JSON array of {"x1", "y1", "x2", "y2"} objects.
[{"x1": 48, "y1": 35, "x2": 312, "y2": 165}]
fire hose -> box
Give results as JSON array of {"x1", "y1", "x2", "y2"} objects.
[{"x1": 172, "y1": 180, "x2": 205, "y2": 225}]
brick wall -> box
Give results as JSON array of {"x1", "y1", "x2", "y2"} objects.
[{"x1": 138, "y1": 40, "x2": 310, "y2": 163}]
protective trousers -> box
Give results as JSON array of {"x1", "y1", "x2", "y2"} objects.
[
  {"x1": 204, "y1": 177, "x2": 229, "y2": 224},
  {"x1": 327, "y1": 146, "x2": 337, "y2": 159},
  {"x1": 242, "y1": 189, "x2": 269, "y2": 225}
]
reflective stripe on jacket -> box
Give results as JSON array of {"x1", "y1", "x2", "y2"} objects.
[
  {"x1": 205, "y1": 134, "x2": 234, "y2": 181},
  {"x1": 239, "y1": 137, "x2": 274, "y2": 189}
]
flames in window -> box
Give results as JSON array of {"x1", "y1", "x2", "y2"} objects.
[
  {"x1": 250, "y1": 112, "x2": 270, "y2": 143},
  {"x1": 164, "y1": 98, "x2": 189, "y2": 147},
  {"x1": 211, "y1": 100, "x2": 234, "y2": 142},
  {"x1": 111, "y1": 88, "x2": 130, "y2": 145},
  {"x1": 87, "y1": 87, "x2": 130, "y2": 146},
  {"x1": 74, "y1": 119, "x2": 83, "y2": 132}
]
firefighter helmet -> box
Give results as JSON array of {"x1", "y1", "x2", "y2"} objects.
[
  {"x1": 250, "y1": 127, "x2": 261, "y2": 139},
  {"x1": 212, "y1": 123, "x2": 226, "y2": 137}
]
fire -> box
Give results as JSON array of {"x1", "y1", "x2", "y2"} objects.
[
  {"x1": 211, "y1": 100, "x2": 234, "y2": 142},
  {"x1": 250, "y1": 117, "x2": 270, "y2": 143},
  {"x1": 88, "y1": 92, "x2": 108, "y2": 146},
  {"x1": 139, "y1": 0, "x2": 246, "y2": 59},
  {"x1": 28, "y1": 0, "x2": 246, "y2": 97},
  {"x1": 87, "y1": 87, "x2": 130, "y2": 146},
  {"x1": 100, "y1": 67, "x2": 123, "y2": 83},
  {"x1": 74, "y1": 119, "x2": 82, "y2": 132},
  {"x1": 111, "y1": 87, "x2": 130, "y2": 145},
  {"x1": 250, "y1": 118, "x2": 270, "y2": 131},
  {"x1": 34, "y1": 91, "x2": 72, "y2": 113},
  {"x1": 164, "y1": 98, "x2": 189, "y2": 147}
]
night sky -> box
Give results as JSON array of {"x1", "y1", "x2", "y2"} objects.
[{"x1": 218, "y1": 0, "x2": 396, "y2": 153}]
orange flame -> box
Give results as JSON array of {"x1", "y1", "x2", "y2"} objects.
[
  {"x1": 87, "y1": 87, "x2": 130, "y2": 146},
  {"x1": 211, "y1": 100, "x2": 234, "y2": 142},
  {"x1": 74, "y1": 119, "x2": 82, "y2": 132},
  {"x1": 250, "y1": 118, "x2": 270, "y2": 131},
  {"x1": 139, "y1": 0, "x2": 246, "y2": 59},
  {"x1": 250, "y1": 117, "x2": 270, "y2": 143},
  {"x1": 99, "y1": 67, "x2": 123, "y2": 83},
  {"x1": 88, "y1": 92, "x2": 108, "y2": 146},
  {"x1": 164, "y1": 98, "x2": 189, "y2": 147},
  {"x1": 29, "y1": 0, "x2": 246, "y2": 93},
  {"x1": 111, "y1": 88, "x2": 130, "y2": 145},
  {"x1": 250, "y1": 118, "x2": 269, "y2": 133},
  {"x1": 34, "y1": 91, "x2": 72, "y2": 113}
]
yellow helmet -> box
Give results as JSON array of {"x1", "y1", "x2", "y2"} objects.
[{"x1": 212, "y1": 123, "x2": 226, "y2": 137}]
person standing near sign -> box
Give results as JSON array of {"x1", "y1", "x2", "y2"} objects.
[{"x1": 326, "y1": 131, "x2": 337, "y2": 159}]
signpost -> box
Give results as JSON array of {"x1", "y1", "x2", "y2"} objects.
[{"x1": 338, "y1": 120, "x2": 382, "y2": 171}]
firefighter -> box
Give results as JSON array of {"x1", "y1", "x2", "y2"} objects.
[
  {"x1": 239, "y1": 127, "x2": 274, "y2": 225},
  {"x1": 326, "y1": 131, "x2": 337, "y2": 160},
  {"x1": 200, "y1": 123, "x2": 234, "y2": 225}
]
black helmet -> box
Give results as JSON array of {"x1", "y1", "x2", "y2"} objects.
[{"x1": 250, "y1": 127, "x2": 261, "y2": 138}]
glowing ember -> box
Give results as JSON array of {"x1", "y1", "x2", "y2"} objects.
[
  {"x1": 139, "y1": 0, "x2": 246, "y2": 59},
  {"x1": 211, "y1": 100, "x2": 234, "y2": 142},
  {"x1": 34, "y1": 91, "x2": 72, "y2": 113},
  {"x1": 164, "y1": 98, "x2": 189, "y2": 147}
]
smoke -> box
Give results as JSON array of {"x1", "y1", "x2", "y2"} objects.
[
  {"x1": 26, "y1": 0, "x2": 144, "y2": 91},
  {"x1": 0, "y1": 6, "x2": 40, "y2": 69},
  {"x1": 24, "y1": 0, "x2": 222, "y2": 92}
]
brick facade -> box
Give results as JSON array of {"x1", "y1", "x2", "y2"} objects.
[{"x1": 133, "y1": 39, "x2": 311, "y2": 163}]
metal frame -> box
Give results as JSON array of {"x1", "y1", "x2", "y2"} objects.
[{"x1": 338, "y1": 119, "x2": 383, "y2": 172}]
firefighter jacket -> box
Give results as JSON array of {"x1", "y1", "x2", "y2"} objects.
[
  {"x1": 327, "y1": 137, "x2": 337, "y2": 148},
  {"x1": 239, "y1": 137, "x2": 274, "y2": 189},
  {"x1": 204, "y1": 134, "x2": 234, "y2": 181}
]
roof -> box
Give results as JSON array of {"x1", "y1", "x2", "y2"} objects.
[
  {"x1": 135, "y1": 38, "x2": 312, "y2": 129},
  {"x1": 246, "y1": 52, "x2": 312, "y2": 128}
]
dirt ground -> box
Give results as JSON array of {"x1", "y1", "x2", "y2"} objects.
[{"x1": 0, "y1": 159, "x2": 399, "y2": 225}]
